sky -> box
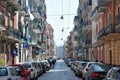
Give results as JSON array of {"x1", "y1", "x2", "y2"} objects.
[{"x1": 45, "y1": 0, "x2": 79, "y2": 46}]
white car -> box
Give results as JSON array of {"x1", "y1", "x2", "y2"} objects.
[
  {"x1": 0, "y1": 66, "x2": 21, "y2": 80},
  {"x1": 42, "y1": 60, "x2": 50, "y2": 71}
]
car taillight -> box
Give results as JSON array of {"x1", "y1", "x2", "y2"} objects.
[
  {"x1": 7, "y1": 78, "x2": 11, "y2": 80},
  {"x1": 91, "y1": 72, "x2": 100, "y2": 77}
]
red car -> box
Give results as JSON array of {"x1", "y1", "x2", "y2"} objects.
[{"x1": 10, "y1": 64, "x2": 31, "y2": 80}]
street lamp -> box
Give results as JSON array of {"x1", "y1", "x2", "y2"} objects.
[{"x1": 60, "y1": 15, "x2": 64, "y2": 19}]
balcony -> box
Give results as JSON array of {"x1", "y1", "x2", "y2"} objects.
[
  {"x1": 91, "y1": 6, "x2": 101, "y2": 21},
  {"x1": 99, "y1": 24, "x2": 120, "y2": 42},
  {"x1": 4, "y1": 27, "x2": 22, "y2": 43},
  {"x1": 86, "y1": 21, "x2": 92, "y2": 28},
  {"x1": 97, "y1": 0, "x2": 111, "y2": 13},
  {"x1": 105, "y1": 24, "x2": 115, "y2": 36},
  {"x1": 82, "y1": 21, "x2": 92, "y2": 34}
]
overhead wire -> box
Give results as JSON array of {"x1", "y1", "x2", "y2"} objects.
[{"x1": 47, "y1": 13, "x2": 76, "y2": 16}]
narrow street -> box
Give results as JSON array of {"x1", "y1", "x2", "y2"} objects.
[{"x1": 38, "y1": 60, "x2": 82, "y2": 80}]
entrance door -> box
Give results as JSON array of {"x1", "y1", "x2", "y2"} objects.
[{"x1": 109, "y1": 50, "x2": 112, "y2": 65}]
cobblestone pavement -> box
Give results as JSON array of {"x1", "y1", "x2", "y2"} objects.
[{"x1": 38, "y1": 59, "x2": 82, "y2": 80}]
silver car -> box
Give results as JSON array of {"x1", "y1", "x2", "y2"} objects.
[
  {"x1": 103, "y1": 67, "x2": 120, "y2": 80},
  {"x1": 0, "y1": 66, "x2": 21, "y2": 80}
]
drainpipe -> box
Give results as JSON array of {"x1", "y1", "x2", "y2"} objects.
[
  {"x1": 112, "y1": 0, "x2": 115, "y2": 28},
  {"x1": 112, "y1": 0, "x2": 115, "y2": 65}
]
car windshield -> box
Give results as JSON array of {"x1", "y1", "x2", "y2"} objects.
[{"x1": 0, "y1": 68, "x2": 8, "y2": 76}]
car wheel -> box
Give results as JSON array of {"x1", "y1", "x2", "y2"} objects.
[{"x1": 78, "y1": 73, "x2": 82, "y2": 77}]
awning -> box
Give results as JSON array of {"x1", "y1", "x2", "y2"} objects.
[{"x1": 31, "y1": 11, "x2": 41, "y2": 19}]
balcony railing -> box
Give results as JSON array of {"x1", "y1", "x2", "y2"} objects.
[
  {"x1": 0, "y1": 16, "x2": 5, "y2": 28},
  {"x1": 5, "y1": 27, "x2": 23, "y2": 41},
  {"x1": 86, "y1": 21, "x2": 92, "y2": 26},
  {"x1": 116, "y1": 14, "x2": 120, "y2": 26},
  {"x1": 97, "y1": 29, "x2": 105, "y2": 39},
  {"x1": 85, "y1": 40, "x2": 92, "y2": 45},
  {"x1": 91, "y1": 6, "x2": 98, "y2": 18},
  {"x1": 105, "y1": 24, "x2": 115, "y2": 36},
  {"x1": 97, "y1": 23, "x2": 120, "y2": 39}
]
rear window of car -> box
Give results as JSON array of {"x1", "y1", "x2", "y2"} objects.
[
  {"x1": 0, "y1": 68, "x2": 8, "y2": 76},
  {"x1": 92, "y1": 65, "x2": 104, "y2": 71},
  {"x1": 81, "y1": 63, "x2": 87, "y2": 68},
  {"x1": 12, "y1": 66, "x2": 22, "y2": 71},
  {"x1": 24, "y1": 63, "x2": 31, "y2": 69}
]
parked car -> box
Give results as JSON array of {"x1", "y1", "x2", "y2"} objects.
[
  {"x1": 67, "y1": 59, "x2": 76, "y2": 67},
  {"x1": 42, "y1": 60, "x2": 50, "y2": 71},
  {"x1": 10, "y1": 64, "x2": 31, "y2": 80},
  {"x1": 103, "y1": 67, "x2": 120, "y2": 80},
  {"x1": 22, "y1": 62, "x2": 38, "y2": 80},
  {"x1": 41, "y1": 62, "x2": 47, "y2": 73},
  {"x1": 0, "y1": 66, "x2": 21, "y2": 80},
  {"x1": 32, "y1": 61, "x2": 43, "y2": 76},
  {"x1": 84, "y1": 63, "x2": 111, "y2": 80},
  {"x1": 75, "y1": 61, "x2": 87, "y2": 77},
  {"x1": 71, "y1": 61, "x2": 79, "y2": 72}
]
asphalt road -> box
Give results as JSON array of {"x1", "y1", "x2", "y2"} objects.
[{"x1": 38, "y1": 59, "x2": 82, "y2": 80}]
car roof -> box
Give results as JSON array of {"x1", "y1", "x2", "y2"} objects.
[
  {"x1": 0, "y1": 66, "x2": 13, "y2": 69},
  {"x1": 112, "y1": 67, "x2": 120, "y2": 70}
]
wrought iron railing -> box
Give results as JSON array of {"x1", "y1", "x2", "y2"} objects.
[
  {"x1": 5, "y1": 26, "x2": 23, "y2": 41},
  {"x1": 0, "y1": 16, "x2": 5, "y2": 27},
  {"x1": 97, "y1": 29, "x2": 105, "y2": 39},
  {"x1": 91, "y1": 6, "x2": 98, "y2": 18},
  {"x1": 116, "y1": 14, "x2": 120, "y2": 26},
  {"x1": 85, "y1": 40, "x2": 92, "y2": 45},
  {"x1": 105, "y1": 24, "x2": 114, "y2": 36}
]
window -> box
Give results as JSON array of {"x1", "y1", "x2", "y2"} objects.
[
  {"x1": 12, "y1": 18, "x2": 14, "y2": 27},
  {"x1": 0, "y1": 68, "x2": 8, "y2": 76},
  {"x1": 118, "y1": 7, "x2": 120, "y2": 14},
  {"x1": 8, "y1": 14, "x2": 10, "y2": 28},
  {"x1": 12, "y1": 66, "x2": 22, "y2": 72},
  {"x1": 107, "y1": 69, "x2": 114, "y2": 78},
  {"x1": 9, "y1": 68, "x2": 17, "y2": 76}
]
